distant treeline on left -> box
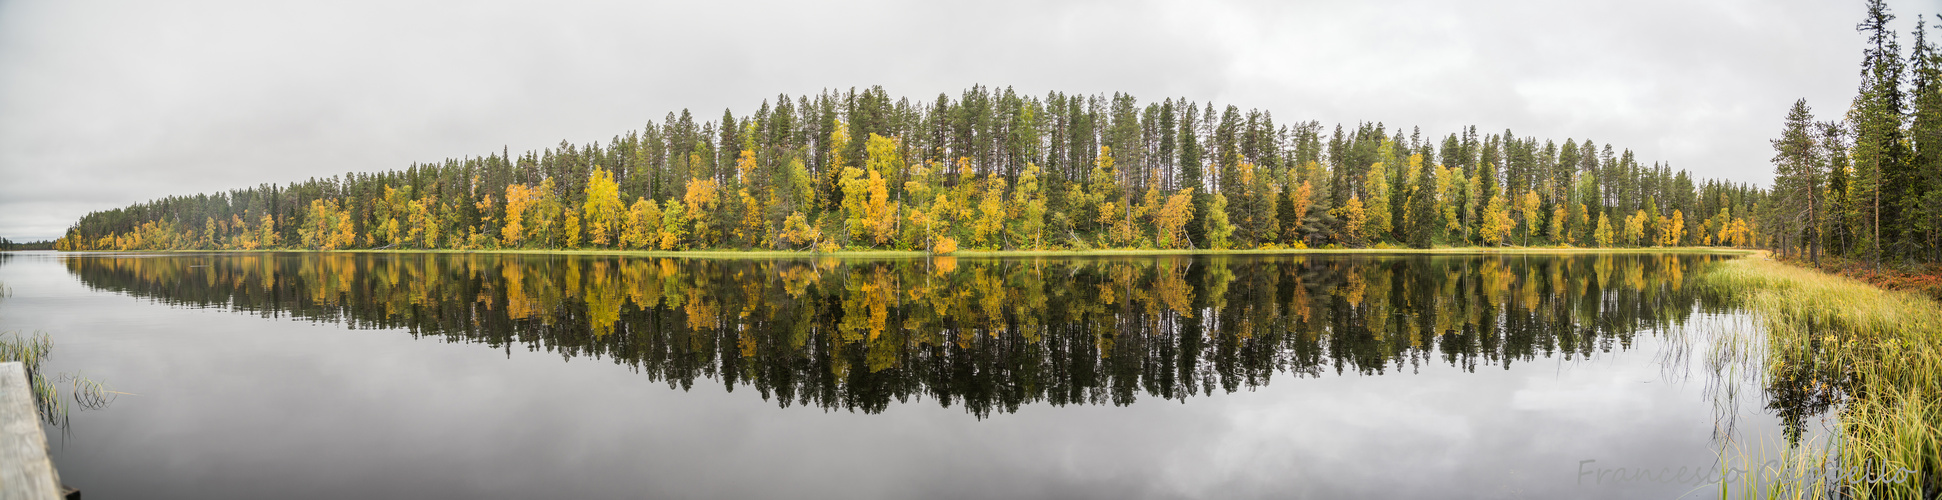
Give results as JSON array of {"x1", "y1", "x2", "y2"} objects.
[{"x1": 0, "y1": 238, "x2": 54, "y2": 251}]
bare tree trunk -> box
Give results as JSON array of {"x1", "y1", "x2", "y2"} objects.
[
  {"x1": 1874, "y1": 155, "x2": 1881, "y2": 269},
  {"x1": 1809, "y1": 192, "x2": 1820, "y2": 267}
]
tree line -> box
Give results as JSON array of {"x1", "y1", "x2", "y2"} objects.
[
  {"x1": 0, "y1": 238, "x2": 55, "y2": 251},
  {"x1": 58, "y1": 86, "x2": 1764, "y2": 253},
  {"x1": 1767, "y1": 0, "x2": 1942, "y2": 266}
]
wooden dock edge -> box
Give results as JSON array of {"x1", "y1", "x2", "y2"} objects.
[{"x1": 0, "y1": 362, "x2": 62, "y2": 500}]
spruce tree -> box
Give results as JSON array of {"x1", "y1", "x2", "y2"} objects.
[
  {"x1": 1908, "y1": 18, "x2": 1942, "y2": 260},
  {"x1": 1408, "y1": 157, "x2": 1439, "y2": 248},
  {"x1": 1851, "y1": 0, "x2": 1910, "y2": 262}
]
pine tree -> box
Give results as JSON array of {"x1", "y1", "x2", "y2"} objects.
[
  {"x1": 1823, "y1": 121, "x2": 1855, "y2": 255},
  {"x1": 1462, "y1": 172, "x2": 1483, "y2": 244},
  {"x1": 1771, "y1": 99, "x2": 1824, "y2": 263},
  {"x1": 1276, "y1": 178, "x2": 1301, "y2": 243},
  {"x1": 1407, "y1": 155, "x2": 1439, "y2": 248}
]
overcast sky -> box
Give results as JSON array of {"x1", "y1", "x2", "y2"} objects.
[{"x1": 1, "y1": 0, "x2": 1935, "y2": 241}]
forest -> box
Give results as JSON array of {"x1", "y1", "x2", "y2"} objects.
[
  {"x1": 55, "y1": 90, "x2": 1767, "y2": 254},
  {"x1": 1765, "y1": 1, "x2": 1942, "y2": 266},
  {"x1": 0, "y1": 238, "x2": 54, "y2": 251}
]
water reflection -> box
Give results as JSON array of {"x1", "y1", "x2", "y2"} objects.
[{"x1": 65, "y1": 253, "x2": 1732, "y2": 417}]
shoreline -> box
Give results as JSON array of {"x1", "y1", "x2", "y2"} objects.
[
  {"x1": 1698, "y1": 253, "x2": 1940, "y2": 496},
  {"x1": 24, "y1": 246, "x2": 1760, "y2": 258}
]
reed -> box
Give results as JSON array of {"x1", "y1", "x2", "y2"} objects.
[
  {"x1": 0, "y1": 280, "x2": 116, "y2": 428},
  {"x1": 0, "y1": 332, "x2": 65, "y2": 426},
  {"x1": 1696, "y1": 255, "x2": 1940, "y2": 499}
]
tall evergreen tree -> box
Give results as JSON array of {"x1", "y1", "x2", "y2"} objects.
[
  {"x1": 1407, "y1": 155, "x2": 1439, "y2": 248},
  {"x1": 1909, "y1": 18, "x2": 1942, "y2": 260},
  {"x1": 1821, "y1": 121, "x2": 1854, "y2": 256},
  {"x1": 1771, "y1": 99, "x2": 1825, "y2": 264},
  {"x1": 1850, "y1": 0, "x2": 1910, "y2": 262}
]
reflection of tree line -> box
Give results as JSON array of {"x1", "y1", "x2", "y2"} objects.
[{"x1": 66, "y1": 253, "x2": 1725, "y2": 416}]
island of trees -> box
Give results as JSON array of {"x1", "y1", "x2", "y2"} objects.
[
  {"x1": 53, "y1": 83, "x2": 1765, "y2": 255},
  {"x1": 55, "y1": 3, "x2": 1942, "y2": 259}
]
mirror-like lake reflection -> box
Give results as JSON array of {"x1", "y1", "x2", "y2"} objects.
[
  {"x1": 66, "y1": 253, "x2": 1718, "y2": 416},
  {"x1": 0, "y1": 252, "x2": 1803, "y2": 499}
]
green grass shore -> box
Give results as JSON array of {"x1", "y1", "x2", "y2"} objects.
[
  {"x1": 1698, "y1": 253, "x2": 1940, "y2": 499},
  {"x1": 43, "y1": 246, "x2": 1758, "y2": 258}
]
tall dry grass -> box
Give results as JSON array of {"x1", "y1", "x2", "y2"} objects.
[{"x1": 1696, "y1": 255, "x2": 1940, "y2": 499}]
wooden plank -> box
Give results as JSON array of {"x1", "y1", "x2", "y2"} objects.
[{"x1": 0, "y1": 362, "x2": 61, "y2": 500}]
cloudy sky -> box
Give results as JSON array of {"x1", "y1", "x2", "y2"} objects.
[{"x1": 0, "y1": 0, "x2": 1932, "y2": 241}]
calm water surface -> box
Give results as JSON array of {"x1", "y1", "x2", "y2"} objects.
[{"x1": 0, "y1": 251, "x2": 1805, "y2": 499}]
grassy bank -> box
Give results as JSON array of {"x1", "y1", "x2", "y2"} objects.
[
  {"x1": 59, "y1": 246, "x2": 1757, "y2": 259},
  {"x1": 1696, "y1": 254, "x2": 1940, "y2": 499},
  {"x1": 1776, "y1": 254, "x2": 1942, "y2": 301}
]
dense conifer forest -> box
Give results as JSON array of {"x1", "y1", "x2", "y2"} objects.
[
  {"x1": 53, "y1": 82, "x2": 1765, "y2": 254},
  {"x1": 1764, "y1": 0, "x2": 1942, "y2": 266}
]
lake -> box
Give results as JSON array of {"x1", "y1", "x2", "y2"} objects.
[{"x1": 0, "y1": 251, "x2": 1814, "y2": 499}]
